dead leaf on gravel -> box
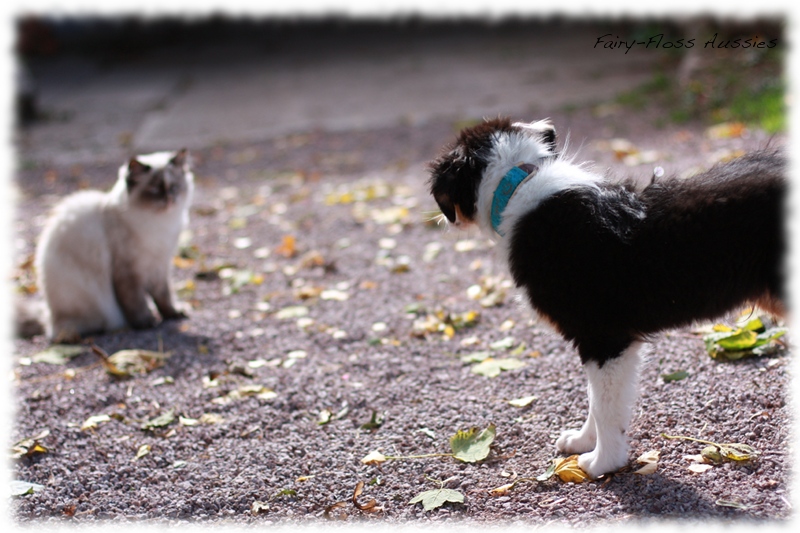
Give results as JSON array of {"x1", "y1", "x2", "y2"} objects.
[
  {"x1": 92, "y1": 345, "x2": 170, "y2": 378},
  {"x1": 320, "y1": 289, "x2": 349, "y2": 301},
  {"x1": 508, "y1": 396, "x2": 537, "y2": 408},
  {"x1": 133, "y1": 444, "x2": 151, "y2": 461},
  {"x1": 352, "y1": 480, "x2": 381, "y2": 513},
  {"x1": 490, "y1": 336, "x2": 516, "y2": 350},
  {"x1": 318, "y1": 402, "x2": 349, "y2": 425},
  {"x1": 275, "y1": 305, "x2": 309, "y2": 320},
  {"x1": 361, "y1": 451, "x2": 388, "y2": 465},
  {"x1": 489, "y1": 482, "x2": 517, "y2": 496},
  {"x1": 81, "y1": 414, "x2": 112, "y2": 431},
  {"x1": 423, "y1": 242, "x2": 443, "y2": 262},
  {"x1": 275, "y1": 235, "x2": 297, "y2": 258},
  {"x1": 466, "y1": 275, "x2": 511, "y2": 308},
  {"x1": 449, "y1": 424, "x2": 495, "y2": 463},
  {"x1": 553, "y1": 455, "x2": 590, "y2": 483},
  {"x1": 198, "y1": 413, "x2": 225, "y2": 425},
  {"x1": 30, "y1": 345, "x2": 84, "y2": 365},
  {"x1": 11, "y1": 480, "x2": 46, "y2": 496},
  {"x1": 141, "y1": 410, "x2": 176, "y2": 431},
  {"x1": 409, "y1": 487, "x2": 464, "y2": 511},
  {"x1": 662, "y1": 433, "x2": 760, "y2": 463},
  {"x1": 454, "y1": 239, "x2": 479, "y2": 252},
  {"x1": 661, "y1": 370, "x2": 689, "y2": 382},
  {"x1": 212, "y1": 385, "x2": 277, "y2": 405},
  {"x1": 471, "y1": 357, "x2": 526, "y2": 378},
  {"x1": 411, "y1": 309, "x2": 479, "y2": 340},
  {"x1": 537, "y1": 456, "x2": 589, "y2": 483},
  {"x1": 220, "y1": 268, "x2": 263, "y2": 295},
  {"x1": 705, "y1": 122, "x2": 747, "y2": 139},
  {"x1": 688, "y1": 463, "x2": 714, "y2": 474},
  {"x1": 11, "y1": 429, "x2": 50, "y2": 459},
  {"x1": 633, "y1": 450, "x2": 660, "y2": 475},
  {"x1": 715, "y1": 499, "x2": 750, "y2": 510},
  {"x1": 251, "y1": 501, "x2": 270, "y2": 515},
  {"x1": 324, "y1": 501, "x2": 348, "y2": 520}
]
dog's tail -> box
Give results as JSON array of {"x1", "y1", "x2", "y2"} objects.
[{"x1": 14, "y1": 298, "x2": 47, "y2": 338}]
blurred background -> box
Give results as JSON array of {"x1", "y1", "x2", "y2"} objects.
[{"x1": 14, "y1": 16, "x2": 785, "y2": 169}]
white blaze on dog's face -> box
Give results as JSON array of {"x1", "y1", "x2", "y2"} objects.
[{"x1": 428, "y1": 117, "x2": 557, "y2": 230}]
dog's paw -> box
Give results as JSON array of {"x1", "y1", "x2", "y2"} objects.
[
  {"x1": 577, "y1": 448, "x2": 628, "y2": 479},
  {"x1": 556, "y1": 428, "x2": 597, "y2": 455}
]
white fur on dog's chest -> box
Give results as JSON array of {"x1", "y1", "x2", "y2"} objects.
[{"x1": 478, "y1": 155, "x2": 603, "y2": 246}]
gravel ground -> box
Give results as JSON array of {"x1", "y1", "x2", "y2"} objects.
[{"x1": 8, "y1": 102, "x2": 791, "y2": 527}]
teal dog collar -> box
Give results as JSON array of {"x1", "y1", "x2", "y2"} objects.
[{"x1": 491, "y1": 163, "x2": 538, "y2": 236}]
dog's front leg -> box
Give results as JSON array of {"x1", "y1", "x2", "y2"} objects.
[
  {"x1": 556, "y1": 380, "x2": 597, "y2": 454},
  {"x1": 562, "y1": 341, "x2": 643, "y2": 479}
]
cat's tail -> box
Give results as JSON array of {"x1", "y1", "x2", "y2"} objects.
[{"x1": 14, "y1": 298, "x2": 48, "y2": 338}]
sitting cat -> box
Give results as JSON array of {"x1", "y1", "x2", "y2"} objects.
[{"x1": 29, "y1": 149, "x2": 194, "y2": 343}]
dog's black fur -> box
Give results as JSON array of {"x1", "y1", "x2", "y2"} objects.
[
  {"x1": 508, "y1": 150, "x2": 786, "y2": 365},
  {"x1": 430, "y1": 119, "x2": 786, "y2": 367}
]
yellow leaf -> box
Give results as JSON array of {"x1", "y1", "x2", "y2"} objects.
[
  {"x1": 275, "y1": 235, "x2": 297, "y2": 258},
  {"x1": 553, "y1": 455, "x2": 589, "y2": 483},
  {"x1": 705, "y1": 122, "x2": 746, "y2": 139},
  {"x1": 489, "y1": 482, "x2": 516, "y2": 496}
]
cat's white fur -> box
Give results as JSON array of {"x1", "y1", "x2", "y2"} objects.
[{"x1": 35, "y1": 151, "x2": 193, "y2": 341}]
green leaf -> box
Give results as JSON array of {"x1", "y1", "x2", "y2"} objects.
[
  {"x1": 460, "y1": 351, "x2": 491, "y2": 363},
  {"x1": 142, "y1": 410, "x2": 176, "y2": 430},
  {"x1": 359, "y1": 411, "x2": 385, "y2": 430},
  {"x1": 716, "y1": 330, "x2": 758, "y2": 351},
  {"x1": 31, "y1": 345, "x2": 84, "y2": 365},
  {"x1": 661, "y1": 370, "x2": 689, "y2": 382},
  {"x1": 703, "y1": 321, "x2": 786, "y2": 361},
  {"x1": 449, "y1": 424, "x2": 496, "y2": 462},
  {"x1": 490, "y1": 336, "x2": 516, "y2": 350},
  {"x1": 409, "y1": 488, "x2": 464, "y2": 511},
  {"x1": 471, "y1": 357, "x2": 525, "y2": 378},
  {"x1": 11, "y1": 480, "x2": 45, "y2": 496},
  {"x1": 536, "y1": 459, "x2": 557, "y2": 481}
]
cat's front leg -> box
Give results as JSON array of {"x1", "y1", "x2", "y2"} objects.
[
  {"x1": 150, "y1": 277, "x2": 188, "y2": 320},
  {"x1": 113, "y1": 267, "x2": 157, "y2": 329}
]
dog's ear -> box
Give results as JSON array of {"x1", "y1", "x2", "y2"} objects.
[
  {"x1": 514, "y1": 120, "x2": 557, "y2": 154},
  {"x1": 429, "y1": 148, "x2": 480, "y2": 223}
]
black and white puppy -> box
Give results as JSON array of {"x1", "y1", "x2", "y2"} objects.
[{"x1": 429, "y1": 117, "x2": 786, "y2": 478}]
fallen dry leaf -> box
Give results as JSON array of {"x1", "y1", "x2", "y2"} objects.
[
  {"x1": 552, "y1": 455, "x2": 589, "y2": 483},
  {"x1": 361, "y1": 451, "x2": 387, "y2": 465}
]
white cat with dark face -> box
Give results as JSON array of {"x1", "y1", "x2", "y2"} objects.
[
  {"x1": 34, "y1": 149, "x2": 193, "y2": 343},
  {"x1": 429, "y1": 118, "x2": 785, "y2": 478}
]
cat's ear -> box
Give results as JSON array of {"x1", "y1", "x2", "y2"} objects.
[
  {"x1": 126, "y1": 158, "x2": 151, "y2": 189},
  {"x1": 170, "y1": 148, "x2": 190, "y2": 169}
]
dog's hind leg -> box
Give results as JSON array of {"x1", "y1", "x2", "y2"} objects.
[{"x1": 559, "y1": 339, "x2": 643, "y2": 478}]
